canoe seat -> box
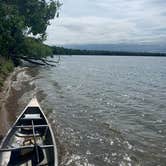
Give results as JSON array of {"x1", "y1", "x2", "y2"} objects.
[
  {"x1": 22, "y1": 114, "x2": 42, "y2": 120},
  {"x1": 15, "y1": 132, "x2": 41, "y2": 138}
]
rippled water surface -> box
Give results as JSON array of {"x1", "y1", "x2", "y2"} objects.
[{"x1": 35, "y1": 56, "x2": 166, "y2": 165}]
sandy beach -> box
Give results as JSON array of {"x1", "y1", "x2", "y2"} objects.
[{"x1": 0, "y1": 67, "x2": 36, "y2": 139}]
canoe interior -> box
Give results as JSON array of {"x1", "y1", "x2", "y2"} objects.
[{"x1": 0, "y1": 106, "x2": 55, "y2": 166}]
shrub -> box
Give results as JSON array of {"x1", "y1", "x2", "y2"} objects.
[{"x1": 0, "y1": 56, "x2": 14, "y2": 88}]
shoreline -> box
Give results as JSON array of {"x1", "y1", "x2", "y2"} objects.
[{"x1": 0, "y1": 67, "x2": 36, "y2": 139}]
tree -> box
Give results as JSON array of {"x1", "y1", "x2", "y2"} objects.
[{"x1": 0, "y1": 0, "x2": 61, "y2": 65}]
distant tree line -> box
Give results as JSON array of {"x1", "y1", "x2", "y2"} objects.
[{"x1": 51, "y1": 46, "x2": 166, "y2": 57}]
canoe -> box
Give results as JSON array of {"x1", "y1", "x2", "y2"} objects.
[{"x1": 0, "y1": 97, "x2": 58, "y2": 166}]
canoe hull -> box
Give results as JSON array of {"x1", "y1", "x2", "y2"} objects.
[{"x1": 0, "y1": 97, "x2": 58, "y2": 166}]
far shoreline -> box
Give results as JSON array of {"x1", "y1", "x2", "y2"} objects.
[
  {"x1": 51, "y1": 46, "x2": 166, "y2": 57},
  {"x1": 57, "y1": 54, "x2": 166, "y2": 57}
]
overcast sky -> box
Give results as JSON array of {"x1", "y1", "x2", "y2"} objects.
[{"x1": 45, "y1": 0, "x2": 166, "y2": 46}]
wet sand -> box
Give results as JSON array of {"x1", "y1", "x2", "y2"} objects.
[{"x1": 0, "y1": 67, "x2": 36, "y2": 139}]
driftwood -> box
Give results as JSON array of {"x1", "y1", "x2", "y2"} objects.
[{"x1": 14, "y1": 55, "x2": 60, "y2": 66}]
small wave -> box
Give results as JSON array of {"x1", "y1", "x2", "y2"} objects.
[{"x1": 64, "y1": 154, "x2": 95, "y2": 166}]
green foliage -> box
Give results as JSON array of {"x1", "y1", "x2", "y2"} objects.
[
  {"x1": 0, "y1": 80, "x2": 3, "y2": 87},
  {"x1": 23, "y1": 38, "x2": 53, "y2": 59},
  {"x1": 0, "y1": 2, "x2": 25, "y2": 58},
  {"x1": 0, "y1": 57, "x2": 14, "y2": 74},
  {"x1": 0, "y1": 0, "x2": 59, "y2": 65},
  {"x1": 16, "y1": 0, "x2": 59, "y2": 36},
  {"x1": 0, "y1": 56, "x2": 14, "y2": 88}
]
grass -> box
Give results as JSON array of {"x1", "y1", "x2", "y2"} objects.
[{"x1": 0, "y1": 56, "x2": 14, "y2": 89}]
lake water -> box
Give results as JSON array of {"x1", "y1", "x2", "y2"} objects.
[{"x1": 34, "y1": 56, "x2": 166, "y2": 165}]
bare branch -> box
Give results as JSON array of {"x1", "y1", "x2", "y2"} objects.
[{"x1": 14, "y1": 56, "x2": 58, "y2": 66}]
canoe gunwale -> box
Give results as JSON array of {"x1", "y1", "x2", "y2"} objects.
[{"x1": 0, "y1": 145, "x2": 54, "y2": 152}]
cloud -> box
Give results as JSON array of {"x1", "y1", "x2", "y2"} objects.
[{"x1": 45, "y1": 0, "x2": 166, "y2": 45}]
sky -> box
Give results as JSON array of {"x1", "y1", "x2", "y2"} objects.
[{"x1": 45, "y1": 0, "x2": 166, "y2": 46}]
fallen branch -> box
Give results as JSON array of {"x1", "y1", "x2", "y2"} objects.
[
  {"x1": 41, "y1": 59, "x2": 56, "y2": 67},
  {"x1": 18, "y1": 56, "x2": 45, "y2": 66},
  {"x1": 14, "y1": 55, "x2": 59, "y2": 66}
]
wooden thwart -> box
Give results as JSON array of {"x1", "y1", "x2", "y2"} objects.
[{"x1": 15, "y1": 125, "x2": 48, "y2": 128}]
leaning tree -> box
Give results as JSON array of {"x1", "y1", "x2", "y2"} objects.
[{"x1": 0, "y1": 0, "x2": 61, "y2": 66}]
